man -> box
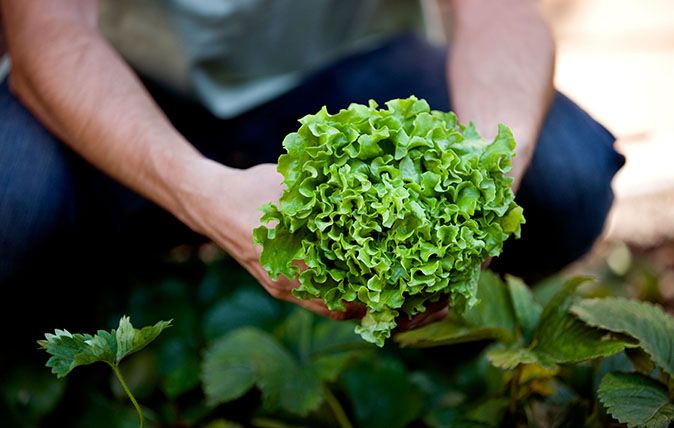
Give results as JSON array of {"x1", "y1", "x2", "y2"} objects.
[{"x1": 0, "y1": 0, "x2": 624, "y2": 318}]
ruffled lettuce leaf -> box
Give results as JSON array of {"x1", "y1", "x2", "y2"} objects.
[{"x1": 255, "y1": 97, "x2": 524, "y2": 346}]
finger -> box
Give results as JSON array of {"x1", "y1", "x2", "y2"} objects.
[
  {"x1": 282, "y1": 294, "x2": 365, "y2": 320},
  {"x1": 257, "y1": 270, "x2": 366, "y2": 320},
  {"x1": 394, "y1": 298, "x2": 449, "y2": 331},
  {"x1": 414, "y1": 306, "x2": 449, "y2": 328}
]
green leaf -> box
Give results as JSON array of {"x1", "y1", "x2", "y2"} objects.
[
  {"x1": 36, "y1": 330, "x2": 100, "y2": 379},
  {"x1": 201, "y1": 327, "x2": 324, "y2": 415},
  {"x1": 157, "y1": 338, "x2": 201, "y2": 399},
  {"x1": 531, "y1": 278, "x2": 627, "y2": 367},
  {"x1": 310, "y1": 354, "x2": 355, "y2": 383},
  {"x1": 598, "y1": 372, "x2": 674, "y2": 428},
  {"x1": 342, "y1": 357, "x2": 425, "y2": 428},
  {"x1": 396, "y1": 270, "x2": 516, "y2": 347},
  {"x1": 256, "y1": 97, "x2": 524, "y2": 345},
  {"x1": 202, "y1": 287, "x2": 282, "y2": 341},
  {"x1": 463, "y1": 271, "x2": 517, "y2": 335},
  {"x1": 487, "y1": 347, "x2": 539, "y2": 370},
  {"x1": 572, "y1": 298, "x2": 674, "y2": 377},
  {"x1": 531, "y1": 276, "x2": 563, "y2": 308},
  {"x1": 486, "y1": 277, "x2": 627, "y2": 369},
  {"x1": 506, "y1": 275, "x2": 541, "y2": 340},
  {"x1": 37, "y1": 316, "x2": 172, "y2": 378},
  {"x1": 115, "y1": 316, "x2": 172, "y2": 364}
]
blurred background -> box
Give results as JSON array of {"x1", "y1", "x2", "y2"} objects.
[{"x1": 542, "y1": 0, "x2": 674, "y2": 307}]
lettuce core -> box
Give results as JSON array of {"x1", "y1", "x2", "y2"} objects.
[{"x1": 253, "y1": 97, "x2": 525, "y2": 346}]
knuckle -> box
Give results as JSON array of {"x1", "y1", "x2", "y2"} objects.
[{"x1": 265, "y1": 287, "x2": 284, "y2": 299}]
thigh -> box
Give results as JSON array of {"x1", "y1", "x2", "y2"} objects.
[
  {"x1": 0, "y1": 79, "x2": 176, "y2": 286},
  {"x1": 490, "y1": 92, "x2": 625, "y2": 281},
  {"x1": 0, "y1": 79, "x2": 77, "y2": 283}
]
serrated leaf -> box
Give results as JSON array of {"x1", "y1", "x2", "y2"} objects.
[
  {"x1": 37, "y1": 330, "x2": 100, "y2": 378},
  {"x1": 201, "y1": 327, "x2": 324, "y2": 415},
  {"x1": 532, "y1": 278, "x2": 627, "y2": 367},
  {"x1": 37, "y1": 317, "x2": 171, "y2": 378},
  {"x1": 598, "y1": 372, "x2": 674, "y2": 428},
  {"x1": 485, "y1": 278, "x2": 627, "y2": 370},
  {"x1": 396, "y1": 270, "x2": 516, "y2": 347},
  {"x1": 115, "y1": 316, "x2": 172, "y2": 364},
  {"x1": 506, "y1": 275, "x2": 541, "y2": 340},
  {"x1": 572, "y1": 298, "x2": 674, "y2": 377}
]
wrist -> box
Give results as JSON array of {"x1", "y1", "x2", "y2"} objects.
[{"x1": 166, "y1": 155, "x2": 229, "y2": 230}]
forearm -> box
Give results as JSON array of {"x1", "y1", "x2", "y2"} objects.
[
  {"x1": 2, "y1": 0, "x2": 212, "y2": 229},
  {"x1": 448, "y1": 0, "x2": 555, "y2": 187}
]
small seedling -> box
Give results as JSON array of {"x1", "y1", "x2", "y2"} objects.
[{"x1": 38, "y1": 316, "x2": 172, "y2": 428}]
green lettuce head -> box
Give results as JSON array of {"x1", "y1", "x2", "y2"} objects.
[{"x1": 254, "y1": 97, "x2": 524, "y2": 346}]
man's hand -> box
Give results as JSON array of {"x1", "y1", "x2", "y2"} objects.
[{"x1": 171, "y1": 160, "x2": 365, "y2": 320}]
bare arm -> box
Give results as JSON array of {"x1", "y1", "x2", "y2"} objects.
[
  {"x1": 2, "y1": 0, "x2": 351, "y2": 317},
  {"x1": 3, "y1": 0, "x2": 204, "y2": 218},
  {"x1": 0, "y1": 8, "x2": 5, "y2": 56},
  {"x1": 448, "y1": 0, "x2": 555, "y2": 189}
]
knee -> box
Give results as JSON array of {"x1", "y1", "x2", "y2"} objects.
[
  {"x1": 0, "y1": 81, "x2": 74, "y2": 282},
  {"x1": 493, "y1": 92, "x2": 625, "y2": 280},
  {"x1": 530, "y1": 92, "x2": 624, "y2": 247}
]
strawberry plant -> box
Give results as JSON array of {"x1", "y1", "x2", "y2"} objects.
[
  {"x1": 27, "y1": 258, "x2": 674, "y2": 427},
  {"x1": 38, "y1": 316, "x2": 171, "y2": 428},
  {"x1": 397, "y1": 271, "x2": 674, "y2": 427}
]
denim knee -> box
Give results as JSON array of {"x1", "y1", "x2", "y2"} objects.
[
  {"x1": 492, "y1": 92, "x2": 625, "y2": 281},
  {"x1": 0, "y1": 80, "x2": 76, "y2": 283}
]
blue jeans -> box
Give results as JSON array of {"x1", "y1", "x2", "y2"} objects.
[{"x1": 0, "y1": 34, "x2": 624, "y2": 285}]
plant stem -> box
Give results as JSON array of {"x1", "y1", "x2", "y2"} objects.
[
  {"x1": 509, "y1": 365, "x2": 522, "y2": 414},
  {"x1": 111, "y1": 364, "x2": 144, "y2": 428},
  {"x1": 323, "y1": 386, "x2": 353, "y2": 428}
]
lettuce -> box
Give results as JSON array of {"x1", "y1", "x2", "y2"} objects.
[{"x1": 253, "y1": 97, "x2": 524, "y2": 346}]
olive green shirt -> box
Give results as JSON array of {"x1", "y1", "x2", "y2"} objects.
[{"x1": 100, "y1": 0, "x2": 423, "y2": 118}]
